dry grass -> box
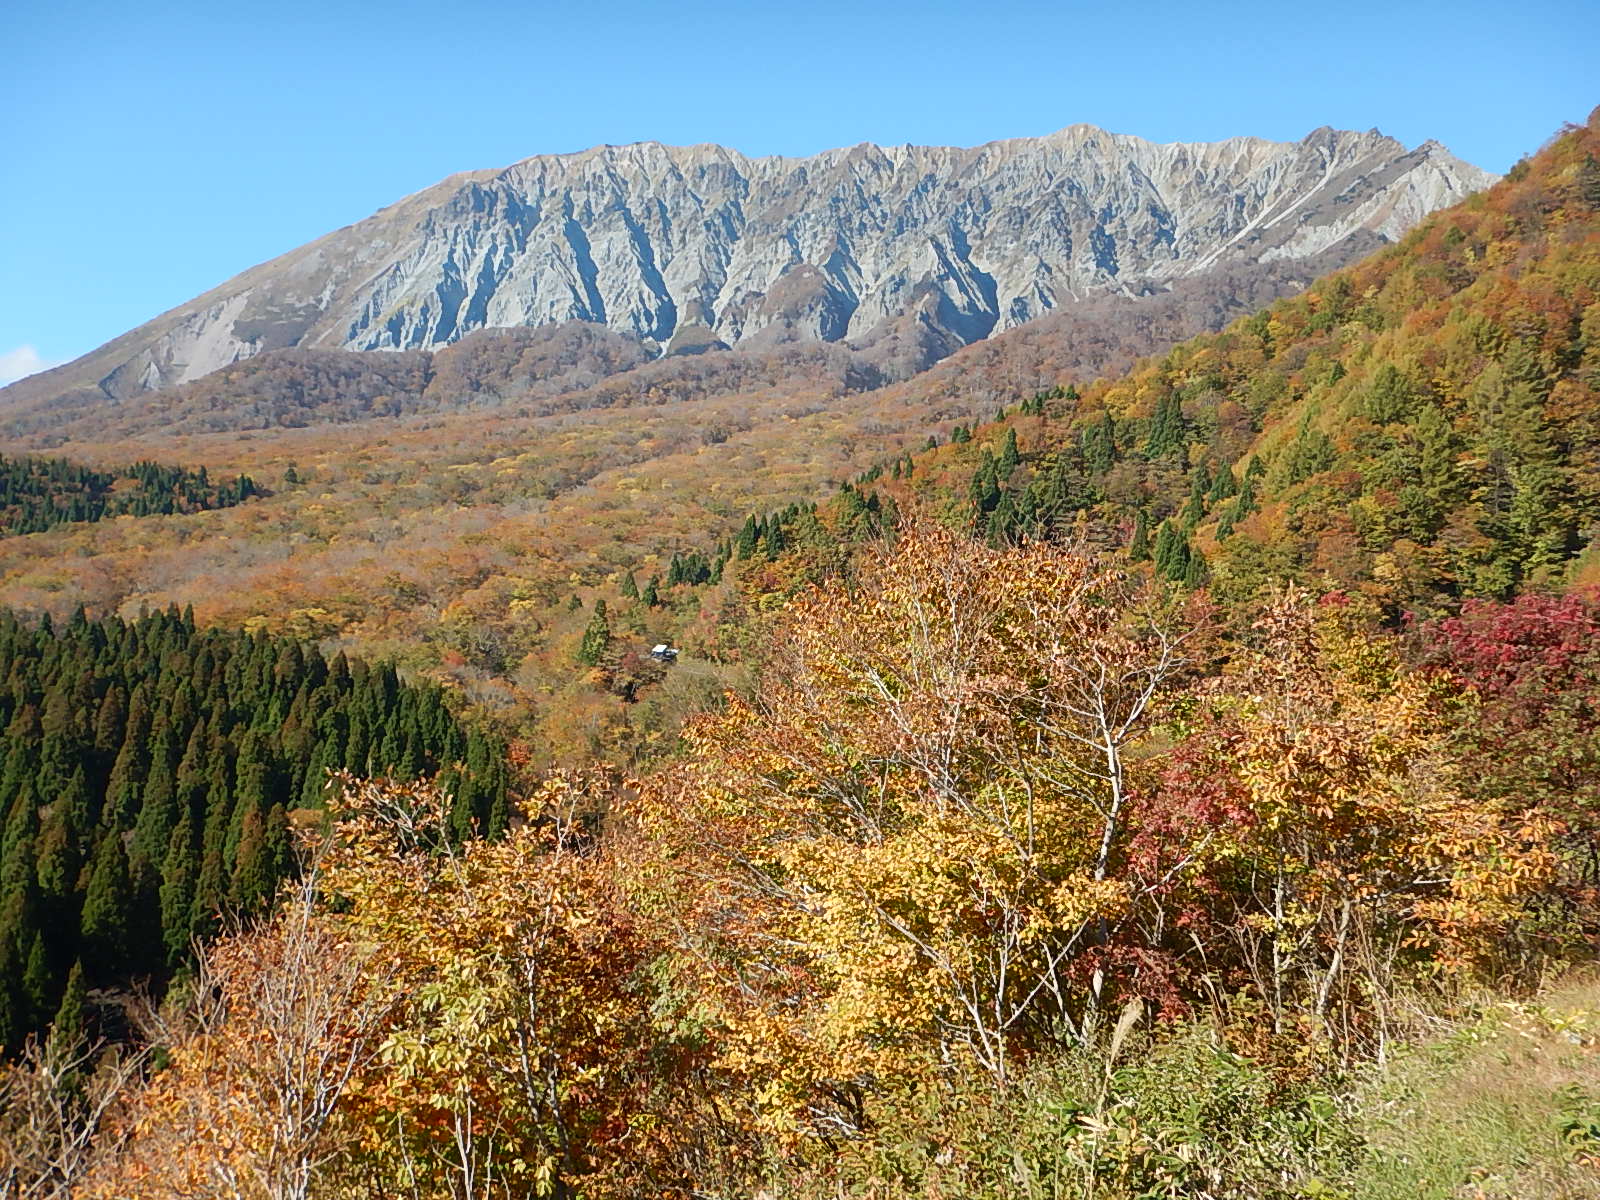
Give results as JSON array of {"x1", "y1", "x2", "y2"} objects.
[{"x1": 1348, "y1": 974, "x2": 1600, "y2": 1199}]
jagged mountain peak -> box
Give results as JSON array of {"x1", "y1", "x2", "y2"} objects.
[{"x1": 1, "y1": 122, "x2": 1494, "y2": 413}]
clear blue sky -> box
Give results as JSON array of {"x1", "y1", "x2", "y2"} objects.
[{"x1": 1, "y1": 0, "x2": 1594, "y2": 381}]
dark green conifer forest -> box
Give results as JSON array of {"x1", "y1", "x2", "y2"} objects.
[
  {"x1": 0, "y1": 455, "x2": 261, "y2": 535},
  {"x1": 0, "y1": 605, "x2": 508, "y2": 1047}
]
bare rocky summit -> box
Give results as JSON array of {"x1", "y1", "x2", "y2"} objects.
[{"x1": 3, "y1": 124, "x2": 1493, "y2": 411}]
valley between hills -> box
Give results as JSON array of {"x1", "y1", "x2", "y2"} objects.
[
  {"x1": 2, "y1": 108, "x2": 1599, "y2": 1199},
  {"x1": 0, "y1": 248, "x2": 1363, "y2": 760}
]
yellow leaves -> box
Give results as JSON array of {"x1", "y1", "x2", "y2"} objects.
[
  {"x1": 626, "y1": 524, "x2": 1189, "y2": 1103},
  {"x1": 287, "y1": 779, "x2": 669, "y2": 1193},
  {"x1": 1181, "y1": 585, "x2": 1565, "y2": 1011},
  {"x1": 1045, "y1": 874, "x2": 1130, "y2": 930}
]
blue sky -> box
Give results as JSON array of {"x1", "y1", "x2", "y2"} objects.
[{"x1": 1, "y1": 0, "x2": 1595, "y2": 382}]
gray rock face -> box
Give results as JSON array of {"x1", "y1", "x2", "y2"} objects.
[{"x1": 10, "y1": 125, "x2": 1494, "y2": 404}]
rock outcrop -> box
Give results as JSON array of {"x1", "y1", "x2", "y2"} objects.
[{"x1": 2, "y1": 125, "x2": 1494, "y2": 409}]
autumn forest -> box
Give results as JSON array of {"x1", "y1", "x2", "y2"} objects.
[{"x1": 1, "y1": 109, "x2": 1599, "y2": 1199}]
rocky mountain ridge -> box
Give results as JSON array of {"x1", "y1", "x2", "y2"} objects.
[{"x1": 2, "y1": 124, "x2": 1494, "y2": 411}]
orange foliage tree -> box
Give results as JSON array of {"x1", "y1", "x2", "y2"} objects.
[
  {"x1": 82, "y1": 771, "x2": 728, "y2": 1200},
  {"x1": 1145, "y1": 589, "x2": 1560, "y2": 1055},
  {"x1": 79, "y1": 862, "x2": 395, "y2": 1200},
  {"x1": 627, "y1": 524, "x2": 1196, "y2": 1127}
]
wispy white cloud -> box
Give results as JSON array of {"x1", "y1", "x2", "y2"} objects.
[{"x1": 0, "y1": 345, "x2": 62, "y2": 387}]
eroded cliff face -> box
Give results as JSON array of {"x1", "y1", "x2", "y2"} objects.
[{"x1": 5, "y1": 125, "x2": 1494, "y2": 406}]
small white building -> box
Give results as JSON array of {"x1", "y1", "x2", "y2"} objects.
[{"x1": 650, "y1": 643, "x2": 679, "y2": 662}]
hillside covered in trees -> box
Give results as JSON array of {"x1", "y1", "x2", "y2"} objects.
[
  {"x1": 10, "y1": 527, "x2": 1594, "y2": 1199},
  {"x1": 814, "y1": 108, "x2": 1600, "y2": 615},
  {"x1": 1, "y1": 112, "x2": 1598, "y2": 1200},
  {"x1": 0, "y1": 606, "x2": 508, "y2": 1050},
  {"x1": 471, "y1": 99, "x2": 1600, "y2": 764},
  {"x1": 0, "y1": 243, "x2": 1372, "y2": 770},
  {"x1": 0, "y1": 455, "x2": 260, "y2": 536}
]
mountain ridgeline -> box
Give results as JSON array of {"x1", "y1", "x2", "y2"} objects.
[
  {"x1": 679, "y1": 110, "x2": 1600, "y2": 617},
  {"x1": 1, "y1": 124, "x2": 1490, "y2": 423}
]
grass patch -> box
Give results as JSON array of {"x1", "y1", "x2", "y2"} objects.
[{"x1": 1345, "y1": 977, "x2": 1600, "y2": 1200}]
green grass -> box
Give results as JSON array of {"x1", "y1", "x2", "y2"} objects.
[
  {"x1": 1345, "y1": 979, "x2": 1600, "y2": 1200},
  {"x1": 738, "y1": 976, "x2": 1600, "y2": 1200}
]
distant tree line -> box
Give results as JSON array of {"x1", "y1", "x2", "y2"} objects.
[
  {"x1": 0, "y1": 605, "x2": 508, "y2": 1050},
  {"x1": 0, "y1": 454, "x2": 261, "y2": 535}
]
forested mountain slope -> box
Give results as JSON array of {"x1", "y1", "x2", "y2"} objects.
[
  {"x1": 486, "y1": 106, "x2": 1600, "y2": 760},
  {"x1": 0, "y1": 456, "x2": 260, "y2": 535},
  {"x1": 0, "y1": 116, "x2": 1581, "y2": 773},
  {"x1": 0, "y1": 246, "x2": 1368, "y2": 763},
  {"x1": 551, "y1": 107, "x2": 1600, "y2": 660},
  {"x1": 867, "y1": 108, "x2": 1600, "y2": 613},
  {"x1": 0, "y1": 607, "x2": 507, "y2": 1048}
]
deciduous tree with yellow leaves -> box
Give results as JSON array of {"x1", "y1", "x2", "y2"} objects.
[{"x1": 628, "y1": 525, "x2": 1198, "y2": 1131}]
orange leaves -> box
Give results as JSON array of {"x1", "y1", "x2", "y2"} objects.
[
  {"x1": 80, "y1": 874, "x2": 394, "y2": 1200},
  {"x1": 312, "y1": 769, "x2": 691, "y2": 1198},
  {"x1": 81, "y1": 768, "x2": 702, "y2": 1199},
  {"x1": 1155, "y1": 585, "x2": 1560, "y2": 1048},
  {"x1": 628, "y1": 524, "x2": 1189, "y2": 1102}
]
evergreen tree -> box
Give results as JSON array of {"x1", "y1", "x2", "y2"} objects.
[
  {"x1": 92, "y1": 686, "x2": 127, "y2": 768},
  {"x1": 1152, "y1": 522, "x2": 1191, "y2": 582},
  {"x1": 969, "y1": 455, "x2": 1001, "y2": 517},
  {"x1": 34, "y1": 800, "x2": 77, "y2": 902},
  {"x1": 191, "y1": 848, "x2": 226, "y2": 942},
  {"x1": 159, "y1": 818, "x2": 197, "y2": 968},
  {"x1": 578, "y1": 599, "x2": 612, "y2": 667},
  {"x1": 1207, "y1": 463, "x2": 1238, "y2": 504},
  {"x1": 1414, "y1": 405, "x2": 1460, "y2": 502},
  {"x1": 1365, "y1": 364, "x2": 1416, "y2": 424},
  {"x1": 1145, "y1": 393, "x2": 1185, "y2": 458},
  {"x1": 230, "y1": 808, "x2": 273, "y2": 916},
  {"x1": 1219, "y1": 474, "x2": 1259, "y2": 539},
  {"x1": 265, "y1": 805, "x2": 293, "y2": 895},
  {"x1": 2, "y1": 792, "x2": 38, "y2": 880},
  {"x1": 734, "y1": 516, "x2": 759, "y2": 559},
  {"x1": 80, "y1": 834, "x2": 132, "y2": 981},
  {"x1": 997, "y1": 428, "x2": 1020, "y2": 477},
  {"x1": 48, "y1": 959, "x2": 86, "y2": 1049},
  {"x1": 1081, "y1": 413, "x2": 1116, "y2": 474},
  {"x1": 764, "y1": 521, "x2": 787, "y2": 559},
  {"x1": 1281, "y1": 426, "x2": 1335, "y2": 485},
  {"x1": 985, "y1": 492, "x2": 1019, "y2": 546},
  {"x1": 1180, "y1": 475, "x2": 1208, "y2": 529},
  {"x1": 1129, "y1": 510, "x2": 1151, "y2": 561},
  {"x1": 20, "y1": 931, "x2": 51, "y2": 1032}
]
